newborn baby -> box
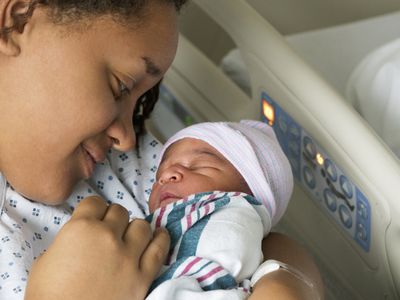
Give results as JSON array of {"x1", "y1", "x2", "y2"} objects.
[{"x1": 145, "y1": 120, "x2": 293, "y2": 300}]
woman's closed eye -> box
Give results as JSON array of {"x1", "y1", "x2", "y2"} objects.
[{"x1": 114, "y1": 79, "x2": 131, "y2": 101}]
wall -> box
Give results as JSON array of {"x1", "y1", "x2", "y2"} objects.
[
  {"x1": 249, "y1": 0, "x2": 400, "y2": 34},
  {"x1": 178, "y1": 0, "x2": 400, "y2": 63}
]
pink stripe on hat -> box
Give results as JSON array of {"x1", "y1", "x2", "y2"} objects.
[{"x1": 160, "y1": 120, "x2": 293, "y2": 227}]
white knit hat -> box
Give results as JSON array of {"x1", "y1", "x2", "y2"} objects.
[{"x1": 160, "y1": 120, "x2": 293, "y2": 226}]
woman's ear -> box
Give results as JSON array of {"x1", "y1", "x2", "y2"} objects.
[{"x1": 0, "y1": 0, "x2": 31, "y2": 56}]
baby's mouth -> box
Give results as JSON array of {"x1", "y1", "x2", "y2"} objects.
[
  {"x1": 159, "y1": 192, "x2": 181, "y2": 206},
  {"x1": 161, "y1": 192, "x2": 179, "y2": 200}
]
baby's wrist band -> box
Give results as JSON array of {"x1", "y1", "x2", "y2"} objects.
[{"x1": 250, "y1": 259, "x2": 320, "y2": 300}]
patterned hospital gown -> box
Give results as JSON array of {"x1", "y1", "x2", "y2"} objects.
[{"x1": 0, "y1": 133, "x2": 162, "y2": 299}]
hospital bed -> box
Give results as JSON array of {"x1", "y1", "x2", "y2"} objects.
[{"x1": 148, "y1": 1, "x2": 400, "y2": 299}]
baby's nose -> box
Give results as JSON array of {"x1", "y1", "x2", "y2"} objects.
[{"x1": 158, "y1": 167, "x2": 183, "y2": 185}]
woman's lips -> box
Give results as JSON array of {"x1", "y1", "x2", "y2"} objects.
[
  {"x1": 82, "y1": 146, "x2": 96, "y2": 179},
  {"x1": 81, "y1": 143, "x2": 108, "y2": 179},
  {"x1": 84, "y1": 144, "x2": 106, "y2": 163}
]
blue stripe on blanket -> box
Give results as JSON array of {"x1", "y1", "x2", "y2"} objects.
[
  {"x1": 203, "y1": 274, "x2": 237, "y2": 291},
  {"x1": 177, "y1": 215, "x2": 210, "y2": 259},
  {"x1": 244, "y1": 194, "x2": 263, "y2": 206},
  {"x1": 165, "y1": 203, "x2": 186, "y2": 248}
]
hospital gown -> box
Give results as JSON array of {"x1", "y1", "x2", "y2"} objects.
[
  {"x1": 0, "y1": 133, "x2": 161, "y2": 299},
  {"x1": 145, "y1": 191, "x2": 272, "y2": 300}
]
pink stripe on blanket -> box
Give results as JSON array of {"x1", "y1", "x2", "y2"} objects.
[
  {"x1": 186, "y1": 203, "x2": 197, "y2": 228},
  {"x1": 208, "y1": 193, "x2": 216, "y2": 200},
  {"x1": 204, "y1": 203, "x2": 210, "y2": 215},
  {"x1": 180, "y1": 257, "x2": 202, "y2": 276},
  {"x1": 156, "y1": 206, "x2": 166, "y2": 228},
  {"x1": 197, "y1": 266, "x2": 224, "y2": 283}
]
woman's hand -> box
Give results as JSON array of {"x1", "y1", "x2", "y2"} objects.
[
  {"x1": 248, "y1": 233, "x2": 324, "y2": 300},
  {"x1": 25, "y1": 196, "x2": 170, "y2": 300}
]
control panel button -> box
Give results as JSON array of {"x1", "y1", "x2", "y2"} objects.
[
  {"x1": 357, "y1": 202, "x2": 368, "y2": 220},
  {"x1": 303, "y1": 166, "x2": 316, "y2": 189},
  {"x1": 324, "y1": 159, "x2": 338, "y2": 182},
  {"x1": 289, "y1": 124, "x2": 300, "y2": 139},
  {"x1": 289, "y1": 140, "x2": 300, "y2": 156},
  {"x1": 357, "y1": 223, "x2": 368, "y2": 241},
  {"x1": 303, "y1": 136, "x2": 316, "y2": 160},
  {"x1": 289, "y1": 157, "x2": 299, "y2": 173},
  {"x1": 340, "y1": 175, "x2": 353, "y2": 198},
  {"x1": 324, "y1": 189, "x2": 337, "y2": 212},
  {"x1": 278, "y1": 115, "x2": 287, "y2": 133},
  {"x1": 339, "y1": 205, "x2": 353, "y2": 229}
]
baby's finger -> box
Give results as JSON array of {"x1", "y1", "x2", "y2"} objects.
[
  {"x1": 124, "y1": 219, "x2": 153, "y2": 261},
  {"x1": 140, "y1": 228, "x2": 170, "y2": 280},
  {"x1": 71, "y1": 196, "x2": 108, "y2": 220},
  {"x1": 102, "y1": 204, "x2": 130, "y2": 236}
]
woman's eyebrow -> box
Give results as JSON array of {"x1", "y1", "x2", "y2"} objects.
[{"x1": 142, "y1": 57, "x2": 161, "y2": 77}]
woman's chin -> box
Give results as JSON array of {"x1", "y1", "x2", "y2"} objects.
[{"x1": 15, "y1": 182, "x2": 75, "y2": 206}]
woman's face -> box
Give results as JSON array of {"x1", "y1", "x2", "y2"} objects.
[{"x1": 0, "y1": 2, "x2": 178, "y2": 204}]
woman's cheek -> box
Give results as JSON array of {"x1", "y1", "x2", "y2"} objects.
[{"x1": 81, "y1": 101, "x2": 118, "y2": 135}]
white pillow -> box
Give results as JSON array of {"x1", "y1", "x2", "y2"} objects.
[{"x1": 346, "y1": 37, "x2": 400, "y2": 158}]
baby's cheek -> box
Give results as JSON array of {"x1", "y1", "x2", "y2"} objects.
[
  {"x1": 183, "y1": 180, "x2": 213, "y2": 196},
  {"x1": 148, "y1": 199, "x2": 155, "y2": 213},
  {"x1": 148, "y1": 183, "x2": 159, "y2": 213}
]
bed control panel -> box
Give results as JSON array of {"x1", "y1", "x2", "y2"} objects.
[{"x1": 261, "y1": 92, "x2": 371, "y2": 252}]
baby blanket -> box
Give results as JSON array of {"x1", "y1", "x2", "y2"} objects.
[{"x1": 145, "y1": 191, "x2": 272, "y2": 300}]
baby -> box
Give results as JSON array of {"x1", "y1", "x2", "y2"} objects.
[{"x1": 145, "y1": 120, "x2": 294, "y2": 300}]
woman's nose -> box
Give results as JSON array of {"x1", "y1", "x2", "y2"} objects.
[
  {"x1": 107, "y1": 109, "x2": 136, "y2": 152},
  {"x1": 158, "y1": 166, "x2": 183, "y2": 185}
]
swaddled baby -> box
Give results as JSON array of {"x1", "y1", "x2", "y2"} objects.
[{"x1": 145, "y1": 120, "x2": 294, "y2": 300}]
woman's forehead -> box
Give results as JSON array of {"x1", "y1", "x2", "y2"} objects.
[
  {"x1": 102, "y1": 10, "x2": 178, "y2": 73},
  {"x1": 55, "y1": 11, "x2": 177, "y2": 83}
]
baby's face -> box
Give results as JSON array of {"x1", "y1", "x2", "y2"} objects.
[{"x1": 149, "y1": 138, "x2": 252, "y2": 212}]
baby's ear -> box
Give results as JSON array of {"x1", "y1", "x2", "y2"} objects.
[{"x1": 0, "y1": 0, "x2": 31, "y2": 56}]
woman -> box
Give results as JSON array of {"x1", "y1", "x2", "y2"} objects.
[{"x1": 0, "y1": 0, "x2": 323, "y2": 299}]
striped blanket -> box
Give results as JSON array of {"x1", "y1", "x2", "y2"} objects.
[{"x1": 145, "y1": 191, "x2": 271, "y2": 300}]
